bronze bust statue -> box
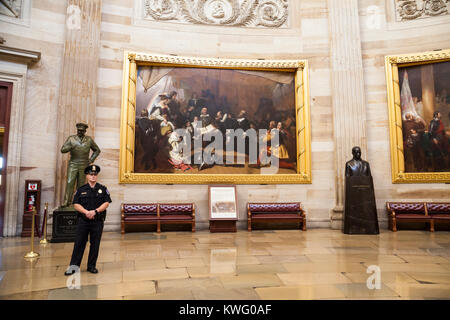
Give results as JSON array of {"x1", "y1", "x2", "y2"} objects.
[
  {"x1": 345, "y1": 146, "x2": 371, "y2": 177},
  {"x1": 344, "y1": 146, "x2": 379, "y2": 234}
]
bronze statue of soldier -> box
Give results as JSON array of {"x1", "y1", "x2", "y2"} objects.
[
  {"x1": 60, "y1": 123, "x2": 101, "y2": 207},
  {"x1": 343, "y1": 146, "x2": 379, "y2": 234}
]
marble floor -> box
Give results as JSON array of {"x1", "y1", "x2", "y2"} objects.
[{"x1": 0, "y1": 229, "x2": 450, "y2": 300}]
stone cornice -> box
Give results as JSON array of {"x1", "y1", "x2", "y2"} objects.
[{"x1": 0, "y1": 45, "x2": 41, "y2": 65}]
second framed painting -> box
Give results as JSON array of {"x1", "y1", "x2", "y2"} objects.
[
  {"x1": 119, "y1": 52, "x2": 311, "y2": 184},
  {"x1": 385, "y1": 49, "x2": 450, "y2": 183}
]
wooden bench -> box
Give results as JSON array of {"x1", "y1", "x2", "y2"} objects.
[
  {"x1": 426, "y1": 202, "x2": 450, "y2": 232},
  {"x1": 386, "y1": 202, "x2": 450, "y2": 232},
  {"x1": 386, "y1": 202, "x2": 430, "y2": 232},
  {"x1": 247, "y1": 202, "x2": 306, "y2": 231},
  {"x1": 121, "y1": 203, "x2": 195, "y2": 234}
]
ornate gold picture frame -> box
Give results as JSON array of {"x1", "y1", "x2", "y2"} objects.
[
  {"x1": 119, "y1": 51, "x2": 311, "y2": 184},
  {"x1": 385, "y1": 49, "x2": 450, "y2": 183}
]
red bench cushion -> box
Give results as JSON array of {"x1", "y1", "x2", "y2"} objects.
[
  {"x1": 426, "y1": 203, "x2": 450, "y2": 214},
  {"x1": 252, "y1": 213, "x2": 302, "y2": 219},
  {"x1": 387, "y1": 202, "x2": 425, "y2": 214},
  {"x1": 123, "y1": 204, "x2": 157, "y2": 215},
  {"x1": 249, "y1": 203, "x2": 301, "y2": 213},
  {"x1": 159, "y1": 204, "x2": 193, "y2": 215}
]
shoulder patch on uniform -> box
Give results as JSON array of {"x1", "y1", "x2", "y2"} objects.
[{"x1": 81, "y1": 192, "x2": 87, "y2": 195}]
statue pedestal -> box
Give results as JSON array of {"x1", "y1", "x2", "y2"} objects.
[
  {"x1": 209, "y1": 220, "x2": 237, "y2": 233},
  {"x1": 343, "y1": 176, "x2": 379, "y2": 234},
  {"x1": 50, "y1": 207, "x2": 78, "y2": 243}
]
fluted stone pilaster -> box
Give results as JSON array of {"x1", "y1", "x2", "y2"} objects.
[
  {"x1": 55, "y1": 0, "x2": 102, "y2": 207},
  {"x1": 327, "y1": 0, "x2": 368, "y2": 229}
]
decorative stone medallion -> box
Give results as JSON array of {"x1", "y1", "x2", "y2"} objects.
[
  {"x1": 395, "y1": 0, "x2": 449, "y2": 21},
  {"x1": 143, "y1": 0, "x2": 289, "y2": 28}
]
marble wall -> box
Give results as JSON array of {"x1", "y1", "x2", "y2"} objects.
[
  {"x1": 358, "y1": 0, "x2": 450, "y2": 212},
  {"x1": 0, "y1": 0, "x2": 66, "y2": 235},
  {"x1": 0, "y1": 0, "x2": 449, "y2": 235},
  {"x1": 96, "y1": 0, "x2": 334, "y2": 231}
]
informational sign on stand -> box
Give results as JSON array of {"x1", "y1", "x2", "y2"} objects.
[{"x1": 208, "y1": 185, "x2": 238, "y2": 232}]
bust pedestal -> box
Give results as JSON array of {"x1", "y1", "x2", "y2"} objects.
[{"x1": 343, "y1": 175, "x2": 379, "y2": 234}]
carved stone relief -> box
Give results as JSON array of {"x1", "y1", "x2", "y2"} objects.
[
  {"x1": 395, "y1": 0, "x2": 449, "y2": 21},
  {"x1": 143, "y1": 0, "x2": 289, "y2": 28},
  {"x1": 0, "y1": 0, "x2": 23, "y2": 18}
]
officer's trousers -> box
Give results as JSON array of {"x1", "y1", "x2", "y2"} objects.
[{"x1": 69, "y1": 219, "x2": 104, "y2": 268}]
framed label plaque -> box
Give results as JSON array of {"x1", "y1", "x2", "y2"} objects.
[{"x1": 209, "y1": 185, "x2": 238, "y2": 232}]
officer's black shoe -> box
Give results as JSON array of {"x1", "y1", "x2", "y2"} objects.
[
  {"x1": 87, "y1": 267, "x2": 98, "y2": 274},
  {"x1": 64, "y1": 269, "x2": 76, "y2": 276}
]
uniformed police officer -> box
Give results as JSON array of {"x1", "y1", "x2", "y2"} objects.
[{"x1": 64, "y1": 164, "x2": 112, "y2": 275}]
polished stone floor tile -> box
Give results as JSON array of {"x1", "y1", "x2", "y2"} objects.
[
  {"x1": 396, "y1": 255, "x2": 450, "y2": 264},
  {"x1": 47, "y1": 285, "x2": 99, "y2": 300},
  {"x1": 165, "y1": 257, "x2": 206, "y2": 268},
  {"x1": 406, "y1": 272, "x2": 450, "y2": 285},
  {"x1": 342, "y1": 271, "x2": 419, "y2": 285},
  {"x1": 123, "y1": 268, "x2": 188, "y2": 282},
  {"x1": 134, "y1": 258, "x2": 167, "y2": 270},
  {"x1": 124, "y1": 288, "x2": 195, "y2": 300},
  {"x1": 191, "y1": 287, "x2": 260, "y2": 300},
  {"x1": 362, "y1": 263, "x2": 449, "y2": 273},
  {"x1": 306, "y1": 253, "x2": 405, "y2": 264},
  {"x1": 236, "y1": 263, "x2": 288, "y2": 274},
  {"x1": 1, "y1": 229, "x2": 449, "y2": 300},
  {"x1": 282, "y1": 262, "x2": 368, "y2": 273},
  {"x1": 187, "y1": 266, "x2": 236, "y2": 278},
  {"x1": 219, "y1": 274, "x2": 283, "y2": 289},
  {"x1": 97, "y1": 280, "x2": 156, "y2": 298},
  {"x1": 385, "y1": 283, "x2": 450, "y2": 298},
  {"x1": 157, "y1": 277, "x2": 223, "y2": 292},
  {"x1": 278, "y1": 272, "x2": 352, "y2": 286},
  {"x1": 334, "y1": 283, "x2": 400, "y2": 298},
  {"x1": 256, "y1": 255, "x2": 311, "y2": 264},
  {"x1": 255, "y1": 285, "x2": 347, "y2": 300}
]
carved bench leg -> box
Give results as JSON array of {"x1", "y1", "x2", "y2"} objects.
[
  {"x1": 392, "y1": 217, "x2": 397, "y2": 232},
  {"x1": 302, "y1": 219, "x2": 306, "y2": 231},
  {"x1": 248, "y1": 218, "x2": 252, "y2": 231},
  {"x1": 192, "y1": 220, "x2": 195, "y2": 232},
  {"x1": 157, "y1": 221, "x2": 161, "y2": 233},
  {"x1": 430, "y1": 219, "x2": 435, "y2": 232},
  {"x1": 121, "y1": 221, "x2": 125, "y2": 234}
]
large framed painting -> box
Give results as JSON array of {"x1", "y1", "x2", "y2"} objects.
[
  {"x1": 119, "y1": 52, "x2": 311, "y2": 184},
  {"x1": 385, "y1": 49, "x2": 450, "y2": 183}
]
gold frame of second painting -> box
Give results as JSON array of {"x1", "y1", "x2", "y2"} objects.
[
  {"x1": 385, "y1": 49, "x2": 450, "y2": 183},
  {"x1": 119, "y1": 51, "x2": 312, "y2": 184}
]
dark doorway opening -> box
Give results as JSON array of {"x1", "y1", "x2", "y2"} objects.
[{"x1": 0, "y1": 81, "x2": 13, "y2": 237}]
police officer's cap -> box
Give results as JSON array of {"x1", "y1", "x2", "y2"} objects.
[
  {"x1": 76, "y1": 123, "x2": 89, "y2": 130},
  {"x1": 84, "y1": 164, "x2": 101, "y2": 174}
]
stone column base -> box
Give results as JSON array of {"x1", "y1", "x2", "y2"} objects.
[{"x1": 330, "y1": 206, "x2": 343, "y2": 230}]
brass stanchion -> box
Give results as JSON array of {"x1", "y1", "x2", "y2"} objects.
[
  {"x1": 24, "y1": 206, "x2": 40, "y2": 259},
  {"x1": 40, "y1": 203, "x2": 49, "y2": 245}
]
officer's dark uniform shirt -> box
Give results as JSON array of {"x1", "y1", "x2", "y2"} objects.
[{"x1": 72, "y1": 183, "x2": 112, "y2": 221}]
